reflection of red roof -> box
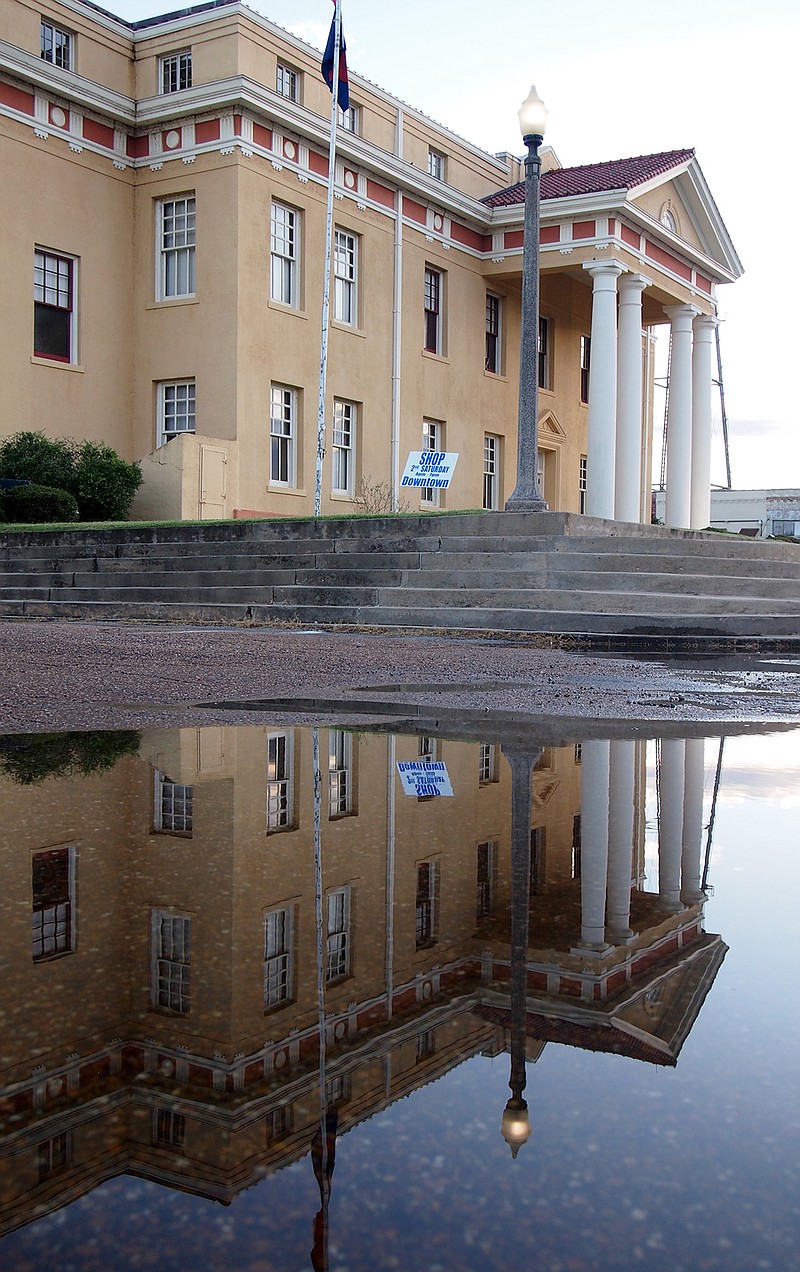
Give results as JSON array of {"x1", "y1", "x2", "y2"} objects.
[
  {"x1": 475, "y1": 1005, "x2": 675, "y2": 1066},
  {"x1": 483, "y1": 149, "x2": 695, "y2": 208}
]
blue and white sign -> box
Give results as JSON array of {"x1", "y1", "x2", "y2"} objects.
[
  {"x1": 400, "y1": 451, "x2": 459, "y2": 491},
  {"x1": 396, "y1": 760, "x2": 454, "y2": 797}
]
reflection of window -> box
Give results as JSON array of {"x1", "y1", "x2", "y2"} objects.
[
  {"x1": 161, "y1": 50, "x2": 192, "y2": 93},
  {"x1": 574, "y1": 743, "x2": 582, "y2": 765},
  {"x1": 571, "y1": 814, "x2": 582, "y2": 880},
  {"x1": 153, "y1": 769, "x2": 193, "y2": 835},
  {"x1": 479, "y1": 743, "x2": 497, "y2": 785},
  {"x1": 264, "y1": 906, "x2": 294, "y2": 1008},
  {"x1": 266, "y1": 1104, "x2": 292, "y2": 1141},
  {"x1": 416, "y1": 1029, "x2": 435, "y2": 1062},
  {"x1": 328, "y1": 729, "x2": 353, "y2": 816},
  {"x1": 530, "y1": 827, "x2": 546, "y2": 896},
  {"x1": 34, "y1": 250, "x2": 75, "y2": 362},
  {"x1": 476, "y1": 840, "x2": 495, "y2": 919},
  {"x1": 418, "y1": 735, "x2": 436, "y2": 760},
  {"x1": 267, "y1": 731, "x2": 295, "y2": 830},
  {"x1": 151, "y1": 911, "x2": 191, "y2": 1014},
  {"x1": 154, "y1": 1108, "x2": 185, "y2": 1147},
  {"x1": 40, "y1": 20, "x2": 71, "y2": 69},
  {"x1": 326, "y1": 1073, "x2": 351, "y2": 1105},
  {"x1": 415, "y1": 861, "x2": 437, "y2": 948},
  {"x1": 326, "y1": 887, "x2": 351, "y2": 982},
  {"x1": 32, "y1": 847, "x2": 74, "y2": 961},
  {"x1": 38, "y1": 1131, "x2": 71, "y2": 1180}
]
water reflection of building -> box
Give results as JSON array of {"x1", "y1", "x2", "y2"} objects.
[{"x1": 0, "y1": 726, "x2": 726, "y2": 1234}]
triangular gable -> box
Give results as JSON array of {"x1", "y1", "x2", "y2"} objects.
[{"x1": 627, "y1": 157, "x2": 742, "y2": 278}]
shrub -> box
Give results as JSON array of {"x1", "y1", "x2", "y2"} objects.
[
  {"x1": 0, "y1": 431, "x2": 76, "y2": 492},
  {"x1": 73, "y1": 441, "x2": 142, "y2": 521},
  {"x1": 0, "y1": 730, "x2": 140, "y2": 784},
  {"x1": 3, "y1": 482, "x2": 79, "y2": 524}
]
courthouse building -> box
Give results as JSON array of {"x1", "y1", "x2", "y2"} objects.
[{"x1": 0, "y1": 0, "x2": 742, "y2": 525}]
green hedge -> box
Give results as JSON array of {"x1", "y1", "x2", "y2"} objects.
[
  {"x1": 2, "y1": 482, "x2": 79, "y2": 524},
  {"x1": 0, "y1": 431, "x2": 142, "y2": 522}
]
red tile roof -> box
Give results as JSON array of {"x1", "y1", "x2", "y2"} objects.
[{"x1": 483, "y1": 149, "x2": 695, "y2": 208}]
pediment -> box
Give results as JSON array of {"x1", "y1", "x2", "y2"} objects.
[
  {"x1": 627, "y1": 158, "x2": 742, "y2": 279},
  {"x1": 539, "y1": 410, "x2": 566, "y2": 439}
]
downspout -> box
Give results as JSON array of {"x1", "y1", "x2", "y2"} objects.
[{"x1": 391, "y1": 109, "x2": 403, "y2": 510}]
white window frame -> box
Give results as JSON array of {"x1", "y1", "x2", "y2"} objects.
[
  {"x1": 153, "y1": 768, "x2": 193, "y2": 834},
  {"x1": 270, "y1": 202, "x2": 299, "y2": 307},
  {"x1": 40, "y1": 19, "x2": 72, "y2": 69},
  {"x1": 160, "y1": 50, "x2": 192, "y2": 93},
  {"x1": 264, "y1": 906, "x2": 294, "y2": 1008},
  {"x1": 479, "y1": 743, "x2": 497, "y2": 785},
  {"x1": 34, "y1": 248, "x2": 77, "y2": 364},
  {"x1": 421, "y1": 419, "x2": 442, "y2": 507},
  {"x1": 332, "y1": 400, "x2": 356, "y2": 497},
  {"x1": 157, "y1": 195, "x2": 196, "y2": 300},
  {"x1": 153, "y1": 1108, "x2": 186, "y2": 1147},
  {"x1": 276, "y1": 62, "x2": 300, "y2": 101},
  {"x1": 423, "y1": 266, "x2": 443, "y2": 355},
  {"x1": 485, "y1": 292, "x2": 502, "y2": 374},
  {"x1": 333, "y1": 229, "x2": 358, "y2": 326},
  {"x1": 326, "y1": 886, "x2": 351, "y2": 982},
  {"x1": 266, "y1": 730, "x2": 295, "y2": 830},
  {"x1": 476, "y1": 840, "x2": 496, "y2": 919},
  {"x1": 579, "y1": 454, "x2": 588, "y2": 514},
  {"x1": 151, "y1": 911, "x2": 191, "y2": 1014},
  {"x1": 428, "y1": 149, "x2": 445, "y2": 180},
  {"x1": 337, "y1": 103, "x2": 360, "y2": 133},
  {"x1": 157, "y1": 381, "x2": 196, "y2": 447},
  {"x1": 580, "y1": 335, "x2": 591, "y2": 404},
  {"x1": 483, "y1": 434, "x2": 499, "y2": 510},
  {"x1": 328, "y1": 729, "x2": 353, "y2": 817},
  {"x1": 269, "y1": 385, "x2": 298, "y2": 488},
  {"x1": 538, "y1": 315, "x2": 551, "y2": 389},
  {"x1": 32, "y1": 845, "x2": 76, "y2": 961},
  {"x1": 415, "y1": 861, "x2": 437, "y2": 948}
]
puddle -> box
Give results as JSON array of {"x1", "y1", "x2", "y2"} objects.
[{"x1": 0, "y1": 721, "x2": 798, "y2": 1270}]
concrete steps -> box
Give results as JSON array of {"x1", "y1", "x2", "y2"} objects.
[{"x1": 1, "y1": 511, "x2": 798, "y2": 649}]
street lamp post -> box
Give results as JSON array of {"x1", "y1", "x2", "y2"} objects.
[{"x1": 505, "y1": 86, "x2": 549, "y2": 514}]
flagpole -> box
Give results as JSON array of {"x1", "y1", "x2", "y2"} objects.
[{"x1": 315, "y1": 0, "x2": 343, "y2": 517}]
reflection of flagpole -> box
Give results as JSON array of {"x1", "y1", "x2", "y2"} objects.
[
  {"x1": 702, "y1": 738, "x2": 724, "y2": 892},
  {"x1": 310, "y1": 727, "x2": 334, "y2": 1271},
  {"x1": 315, "y1": 0, "x2": 343, "y2": 516}
]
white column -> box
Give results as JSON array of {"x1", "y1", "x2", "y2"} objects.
[
  {"x1": 606, "y1": 739, "x2": 635, "y2": 942},
  {"x1": 663, "y1": 304, "x2": 699, "y2": 529},
  {"x1": 577, "y1": 740, "x2": 611, "y2": 950},
  {"x1": 615, "y1": 274, "x2": 650, "y2": 523},
  {"x1": 584, "y1": 261, "x2": 625, "y2": 519},
  {"x1": 658, "y1": 739, "x2": 685, "y2": 911},
  {"x1": 681, "y1": 738, "x2": 706, "y2": 904},
  {"x1": 690, "y1": 316, "x2": 718, "y2": 530}
]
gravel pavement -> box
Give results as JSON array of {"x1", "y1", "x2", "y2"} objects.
[{"x1": 1, "y1": 620, "x2": 800, "y2": 735}]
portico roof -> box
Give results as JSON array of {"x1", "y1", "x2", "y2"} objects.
[{"x1": 483, "y1": 149, "x2": 696, "y2": 207}]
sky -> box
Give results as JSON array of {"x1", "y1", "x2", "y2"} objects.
[{"x1": 113, "y1": 0, "x2": 800, "y2": 491}]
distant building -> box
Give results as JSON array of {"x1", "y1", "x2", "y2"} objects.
[
  {"x1": 653, "y1": 488, "x2": 800, "y2": 537},
  {"x1": 1, "y1": 0, "x2": 741, "y2": 523}
]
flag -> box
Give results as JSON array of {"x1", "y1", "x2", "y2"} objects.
[{"x1": 322, "y1": 1, "x2": 349, "y2": 112}]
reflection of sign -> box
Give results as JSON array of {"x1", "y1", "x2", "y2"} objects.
[
  {"x1": 400, "y1": 451, "x2": 459, "y2": 491},
  {"x1": 397, "y1": 760, "x2": 454, "y2": 797}
]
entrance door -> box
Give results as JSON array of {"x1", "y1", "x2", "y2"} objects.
[{"x1": 199, "y1": 444, "x2": 227, "y2": 519}]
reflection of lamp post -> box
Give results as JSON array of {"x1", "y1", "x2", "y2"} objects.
[
  {"x1": 500, "y1": 747, "x2": 541, "y2": 1157},
  {"x1": 505, "y1": 86, "x2": 549, "y2": 513}
]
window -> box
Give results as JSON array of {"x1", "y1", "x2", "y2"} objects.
[
  {"x1": 157, "y1": 196, "x2": 195, "y2": 299},
  {"x1": 530, "y1": 827, "x2": 546, "y2": 896},
  {"x1": 773, "y1": 519, "x2": 800, "y2": 537},
  {"x1": 153, "y1": 769, "x2": 193, "y2": 835},
  {"x1": 423, "y1": 266, "x2": 443, "y2": 354},
  {"x1": 537, "y1": 449, "x2": 546, "y2": 497},
  {"x1": 485, "y1": 293, "x2": 501, "y2": 373},
  {"x1": 333, "y1": 229, "x2": 358, "y2": 325},
  {"x1": 479, "y1": 743, "x2": 497, "y2": 785},
  {"x1": 483, "y1": 434, "x2": 500, "y2": 511},
  {"x1": 326, "y1": 887, "x2": 351, "y2": 982},
  {"x1": 421, "y1": 419, "x2": 442, "y2": 507},
  {"x1": 329, "y1": 728, "x2": 353, "y2": 815},
  {"x1": 151, "y1": 912, "x2": 191, "y2": 1014},
  {"x1": 34, "y1": 250, "x2": 75, "y2": 362},
  {"x1": 266, "y1": 1104, "x2": 292, "y2": 1141},
  {"x1": 161, "y1": 51, "x2": 192, "y2": 93},
  {"x1": 415, "y1": 861, "x2": 437, "y2": 948},
  {"x1": 476, "y1": 840, "x2": 495, "y2": 919},
  {"x1": 270, "y1": 203, "x2": 299, "y2": 307},
  {"x1": 38, "y1": 1132, "x2": 71, "y2": 1180},
  {"x1": 418, "y1": 735, "x2": 437, "y2": 761},
  {"x1": 416, "y1": 1029, "x2": 436, "y2": 1062},
  {"x1": 326, "y1": 1073, "x2": 351, "y2": 1106},
  {"x1": 158, "y1": 381, "x2": 196, "y2": 446},
  {"x1": 332, "y1": 400, "x2": 356, "y2": 497},
  {"x1": 40, "y1": 20, "x2": 71, "y2": 69},
  {"x1": 579, "y1": 454, "x2": 587, "y2": 514},
  {"x1": 571, "y1": 814, "x2": 582, "y2": 880},
  {"x1": 270, "y1": 385, "x2": 298, "y2": 487},
  {"x1": 264, "y1": 906, "x2": 294, "y2": 1008},
  {"x1": 338, "y1": 103, "x2": 359, "y2": 133},
  {"x1": 538, "y1": 316, "x2": 551, "y2": 389},
  {"x1": 580, "y1": 335, "x2": 591, "y2": 404},
  {"x1": 154, "y1": 1109, "x2": 185, "y2": 1148},
  {"x1": 276, "y1": 62, "x2": 300, "y2": 101},
  {"x1": 267, "y1": 730, "x2": 295, "y2": 830},
  {"x1": 428, "y1": 149, "x2": 445, "y2": 180},
  {"x1": 660, "y1": 207, "x2": 677, "y2": 233},
  {"x1": 32, "y1": 847, "x2": 74, "y2": 961},
  {"x1": 574, "y1": 742, "x2": 582, "y2": 765}
]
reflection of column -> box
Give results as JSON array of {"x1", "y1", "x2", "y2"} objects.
[
  {"x1": 690, "y1": 316, "x2": 717, "y2": 530},
  {"x1": 578, "y1": 740, "x2": 611, "y2": 949},
  {"x1": 615, "y1": 274, "x2": 650, "y2": 523},
  {"x1": 664, "y1": 304, "x2": 699, "y2": 529},
  {"x1": 385, "y1": 735, "x2": 396, "y2": 1019},
  {"x1": 658, "y1": 739, "x2": 685, "y2": 911},
  {"x1": 681, "y1": 738, "x2": 706, "y2": 903},
  {"x1": 584, "y1": 261, "x2": 625, "y2": 519},
  {"x1": 501, "y1": 746, "x2": 542, "y2": 1157},
  {"x1": 607, "y1": 739, "x2": 635, "y2": 942}
]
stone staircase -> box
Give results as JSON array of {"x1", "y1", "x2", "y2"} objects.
[{"x1": 1, "y1": 511, "x2": 799, "y2": 650}]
